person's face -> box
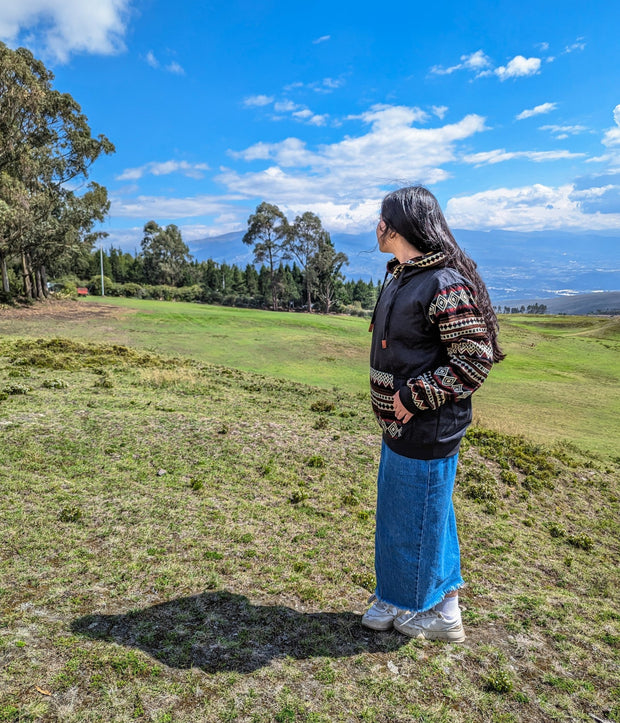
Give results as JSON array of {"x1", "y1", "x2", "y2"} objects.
[{"x1": 376, "y1": 217, "x2": 390, "y2": 251}]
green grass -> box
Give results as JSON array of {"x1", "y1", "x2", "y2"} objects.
[
  {"x1": 0, "y1": 335, "x2": 619, "y2": 722},
  {"x1": 1, "y1": 298, "x2": 618, "y2": 457}
]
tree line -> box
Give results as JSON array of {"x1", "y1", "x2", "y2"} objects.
[
  {"x1": 0, "y1": 43, "x2": 373, "y2": 314},
  {"x1": 62, "y1": 218, "x2": 379, "y2": 313},
  {"x1": 495, "y1": 304, "x2": 548, "y2": 315}
]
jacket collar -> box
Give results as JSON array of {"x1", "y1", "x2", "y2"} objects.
[{"x1": 387, "y1": 251, "x2": 447, "y2": 279}]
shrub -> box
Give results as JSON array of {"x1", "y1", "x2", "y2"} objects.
[
  {"x1": 3, "y1": 383, "x2": 30, "y2": 395},
  {"x1": 567, "y1": 534, "x2": 593, "y2": 551},
  {"x1": 117, "y1": 282, "x2": 147, "y2": 299},
  {"x1": 342, "y1": 489, "x2": 360, "y2": 506},
  {"x1": 42, "y1": 378, "x2": 69, "y2": 389},
  {"x1": 351, "y1": 571, "x2": 375, "y2": 591},
  {"x1": 548, "y1": 522, "x2": 566, "y2": 538},
  {"x1": 59, "y1": 506, "x2": 82, "y2": 523},
  {"x1": 460, "y1": 464, "x2": 498, "y2": 503},
  {"x1": 306, "y1": 454, "x2": 325, "y2": 468},
  {"x1": 310, "y1": 400, "x2": 335, "y2": 413},
  {"x1": 94, "y1": 373, "x2": 114, "y2": 389},
  {"x1": 483, "y1": 670, "x2": 513, "y2": 693},
  {"x1": 88, "y1": 275, "x2": 114, "y2": 295},
  {"x1": 500, "y1": 469, "x2": 518, "y2": 485}
]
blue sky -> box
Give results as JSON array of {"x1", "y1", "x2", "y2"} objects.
[{"x1": 2, "y1": 0, "x2": 620, "y2": 255}]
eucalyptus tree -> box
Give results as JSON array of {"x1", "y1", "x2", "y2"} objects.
[
  {"x1": 141, "y1": 221, "x2": 192, "y2": 286},
  {"x1": 242, "y1": 202, "x2": 289, "y2": 310},
  {"x1": 312, "y1": 234, "x2": 348, "y2": 314},
  {"x1": 286, "y1": 211, "x2": 330, "y2": 312},
  {"x1": 0, "y1": 42, "x2": 114, "y2": 297}
]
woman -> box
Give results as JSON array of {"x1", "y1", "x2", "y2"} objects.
[{"x1": 362, "y1": 186, "x2": 504, "y2": 642}]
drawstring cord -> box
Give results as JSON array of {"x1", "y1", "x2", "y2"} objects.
[
  {"x1": 381, "y1": 275, "x2": 403, "y2": 348},
  {"x1": 368, "y1": 269, "x2": 401, "y2": 349}
]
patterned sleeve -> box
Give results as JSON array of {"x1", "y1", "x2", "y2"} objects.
[{"x1": 402, "y1": 283, "x2": 494, "y2": 412}]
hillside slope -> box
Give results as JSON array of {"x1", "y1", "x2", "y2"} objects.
[{"x1": 1, "y1": 338, "x2": 618, "y2": 722}]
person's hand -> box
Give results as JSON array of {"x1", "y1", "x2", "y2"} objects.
[{"x1": 393, "y1": 390, "x2": 414, "y2": 424}]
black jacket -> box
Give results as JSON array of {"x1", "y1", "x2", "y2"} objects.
[{"x1": 370, "y1": 252, "x2": 494, "y2": 459}]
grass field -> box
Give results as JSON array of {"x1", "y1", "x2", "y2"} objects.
[
  {"x1": 1, "y1": 300, "x2": 620, "y2": 722},
  {"x1": 0, "y1": 334, "x2": 619, "y2": 722},
  {"x1": 0, "y1": 297, "x2": 618, "y2": 457}
]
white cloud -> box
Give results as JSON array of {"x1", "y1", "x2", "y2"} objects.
[
  {"x1": 540, "y1": 124, "x2": 588, "y2": 139},
  {"x1": 282, "y1": 77, "x2": 345, "y2": 94},
  {"x1": 0, "y1": 0, "x2": 130, "y2": 63},
  {"x1": 446, "y1": 184, "x2": 620, "y2": 231},
  {"x1": 116, "y1": 161, "x2": 210, "y2": 181},
  {"x1": 432, "y1": 106, "x2": 448, "y2": 119},
  {"x1": 145, "y1": 50, "x2": 158, "y2": 68},
  {"x1": 462, "y1": 149, "x2": 585, "y2": 166},
  {"x1": 516, "y1": 102, "x2": 557, "y2": 120},
  {"x1": 536, "y1": 42, "x2": 550, "y2": 51},
  {"x1": 243, "y1": 95, "x2": 274, "y2": 107},
  {"x1": 431, "y1": 50, "x2": 542, "y2": 82},
  {"x1": 111, "y1": 194, "x2": 243, "y2": 219},
  {"x1": 144, "y1": 51, "x2": 184, "y2": 74},
  {"x1": 564, "y1": 38, "x2": 586, "y2": 54},
  {"x1": 274, "y1": 100, "x2": 301, "y2": 113},
  {"x1": 430, "y1": 50, "x2": 492, "y2": 76},
  {"x1": 317, "y1": 77, "x2": 343, "y2": 91},
  {"x1": 313, "y1": 35, "x2": 331, "y2": 44},
  {"x1": 494, "y1": 55, "x2": 541, "y2": 80},
  {"x1": 591, "y1": 105, "x2": 620, "y2": 167},
  {"x1": 219, "y1": 105, "x2": 487, "y2": 230},
  {"x1": 166, "y1": 61, "x2": 184, "y2": 75},
  {"x1": 604, "y1": 104, "x2": 620, "y2": 147},
  {"x1": 283, "y1": 81, "x2": 304, "y2": 91}
]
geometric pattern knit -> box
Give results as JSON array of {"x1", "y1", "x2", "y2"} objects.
[{"x1": 406, "y1": 283, "x2": 493, "y2": 411}]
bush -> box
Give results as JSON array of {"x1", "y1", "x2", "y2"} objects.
[
  {"x1": 88, "y1": 275, "x2": 114, "y2": 295},
  {"x1": 3, "y1": 383, "x2": 30, "y2": 395},
  {"x1": 310, "y1": 399, "x2": 335, "y2": 413},
  {"x1": 175, "y1": 285, "x2": 202, "y2": 302},
  {"x1": 117, "y1": 282, "x2": 147, "y2": 299},
  {"x1": 483, "y1": 670, "x2": 513, "y2": 693},
  {"x1": 567, "y1": 533, "x2": 593, "y2": 551}
]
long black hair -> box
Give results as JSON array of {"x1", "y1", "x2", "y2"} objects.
[{"x1": 381, "y1": 186, "x2": 505, "y2": 362}]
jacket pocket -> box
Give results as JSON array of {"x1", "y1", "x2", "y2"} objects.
[{"x1": 400, "y1": 401, "x2": 471, "y2": 447}]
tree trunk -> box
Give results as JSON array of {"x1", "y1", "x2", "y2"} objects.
[
  {"x1": 0, "y1": 253, "x2": 9, "y2": 294},
  {"x1": 268, "y1": 249, "x2": 277, "y2": 311},
  {"x1": 40, "y1": 266, "x2": 49, "y2": 298},
  {"x1": 21, "y1": 252, "x2": 32, "y2": 298},
  {"x1": 35, "y1": 267, "x2": 44, "y2": 299},
  {"x1": 306, "y1": 277, "x2": 312, "y2": 313}
]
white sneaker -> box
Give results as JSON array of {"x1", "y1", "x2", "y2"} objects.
[
  {"x1": 361, "y1": 594, "x2": 403, "y2": 631},
  {"x1": 394, "y1": 609, "x2": 465, "y2": 642}
]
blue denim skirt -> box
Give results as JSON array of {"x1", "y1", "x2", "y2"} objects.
[{"x1": 374, "y1": 441, "x2": 463, "y2": 612}]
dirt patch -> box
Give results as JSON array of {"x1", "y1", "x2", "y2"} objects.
[{"x1": 0, "y1": 299, "x2": 132, "y2": 322}]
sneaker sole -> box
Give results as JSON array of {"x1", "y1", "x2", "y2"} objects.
[
  {"x1": 393, "y1": 621, "x2": 466, "y2": 643},
  {"x1": 361, "y1": 617, "x2": 395, "y2": 631}
]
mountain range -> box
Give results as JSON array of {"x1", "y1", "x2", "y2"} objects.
[{"x1": 187, "y1": 229, "x2": 619, "y2": 306}]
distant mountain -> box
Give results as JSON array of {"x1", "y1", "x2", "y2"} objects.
[
  {"x1": 187, "y1": 228, "x2": 620, "y2": 305},
  {"x1": 500, "y1": 291, "x2": 620, "y2": 315}
]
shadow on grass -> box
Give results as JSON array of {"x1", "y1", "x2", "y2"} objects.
[{"x1": 71, "y1": 590, "x2": 407, "y2": 673}]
